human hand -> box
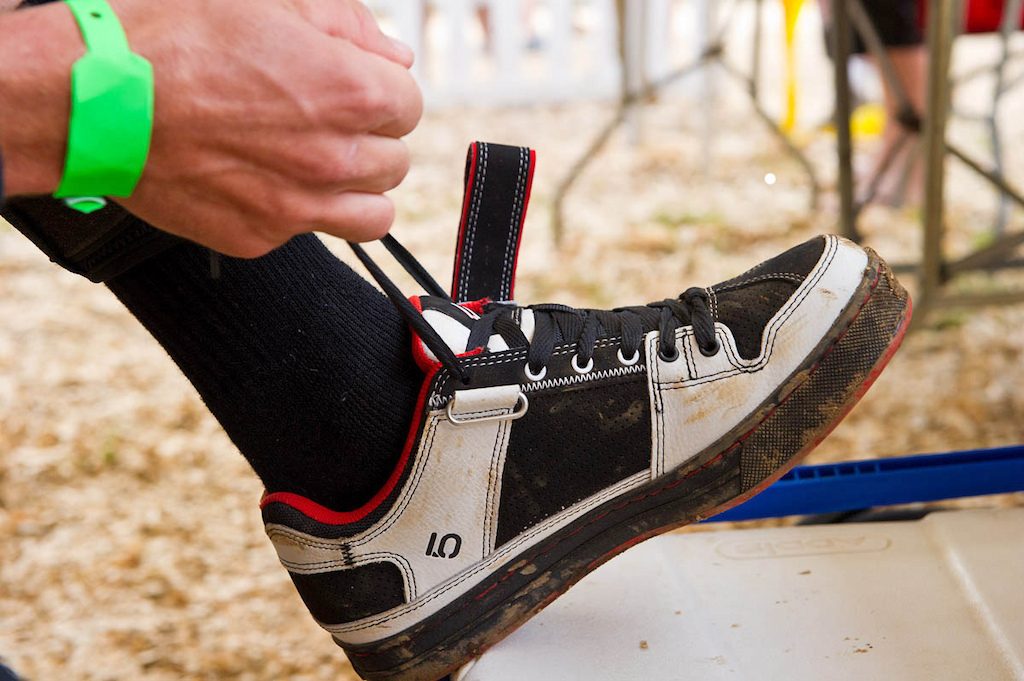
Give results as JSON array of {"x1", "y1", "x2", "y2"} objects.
[{"x1": 0, "y1": 0, "x2": 422, "y2": 256}]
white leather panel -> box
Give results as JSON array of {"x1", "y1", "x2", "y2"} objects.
[
  {"x1": 647, "y1": 236, "x2": 868, "y2": 475},
  {"x1": 418, "y1": 307, "x2": 535, "y2": 360},
  {"x1": 267, "y1": 385, "x2": 524, "y2": 640},
  {"x1": 308, "y1": 469, "x2": 649, "y2": 645},
  {"x1": 449, "y1": 384, "x2": 523, "y2": 416}
]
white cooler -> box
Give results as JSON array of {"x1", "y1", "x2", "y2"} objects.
[{"x1": 456, "y1": 508, "x2": 1024, "y2": 681}]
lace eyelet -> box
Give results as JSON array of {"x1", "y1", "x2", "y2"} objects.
[
  {"x1": 617, "y1": 348, "x2": 640, "y2": 366},
  {"x1": 571, "y1": 354, "x2": 594, "y2": 374},
  {"x1": 658, "y1": 345, "x2": 680, "y2": 363},
  {"x1": 524, "y1": 363, "x2": 547, "y2": 381},
  {"x1": 699, "y1": 338, "x2": 721, "y2": 357}
]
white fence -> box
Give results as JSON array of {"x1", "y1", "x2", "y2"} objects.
[{"x1": 367, "y1": 0, "x2": 703, "y2": 106}]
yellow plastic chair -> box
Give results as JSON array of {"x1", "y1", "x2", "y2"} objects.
[{"x1": 781, "y1": 0, "x2": 803, "y2": 131}]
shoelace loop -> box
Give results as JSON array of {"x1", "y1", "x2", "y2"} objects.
[
  {"x1": 349, "y1": 238, "x2": 719, "y2": 387},
  {"x1": 477, "y1": 286, "x2": 719, "y2": 378}
]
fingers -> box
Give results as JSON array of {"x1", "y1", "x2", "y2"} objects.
[
  {"x1": 280, "y1": 135, "x2": 411, "y2": 194},
  {"x1": 300, "y1": 0, "x2": 415, "y2": 68},
  {"x1": 324, "y1": 37, "x2": 423, "y2": 138},
  {"x1": 116, "y1": 0, "x2": 424, "y2": 257},
  {"x1": 309, "y1": 192, "x2": 396, "y2": 243},
  {"x1": 227, "y1": 192, "x2": 396, "y2": 254}
]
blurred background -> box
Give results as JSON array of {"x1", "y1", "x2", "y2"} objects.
[{"x1": 2, "y1": 0, "x2": 1024, "y2": 679}]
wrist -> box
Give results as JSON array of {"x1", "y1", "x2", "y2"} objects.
[{"x1": 0, "y1": 1, "x2": 84, "y2": 195}]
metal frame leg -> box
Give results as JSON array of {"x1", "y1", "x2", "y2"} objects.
[
  {"x1": 832, "y1": 0, "x2": 857, "y2": 241},
  {"x1": 990, "y1": 0, "x2": 1023, "y2": 235},
  {"x1": 551, "y1": 0, "x2": 819, "y2": 243},
  {"x1": 918, "y1": 0, "x2": 958, "y2": 321}
]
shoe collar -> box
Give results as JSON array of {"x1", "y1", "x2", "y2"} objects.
[{"x1": 410, "y1": 296, "x2": 537, "y2": 372}]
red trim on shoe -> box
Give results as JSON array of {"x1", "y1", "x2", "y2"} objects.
[
  {"x1": 408, "y1": 296, "x2": 441, "y2": 373},
  {"x1": 260, "y1": 363, "x2": 439, "y2": 525},
  {"x1": 460, "y1": 299, "x2": 490, "y2": 315},
  {"x1": 408, "y1": 296, "x2": 490, "y2": 372},
  {"x1": 451, "y1": 142, "x2": 480, "y2": 300},
  {"x1": 507, "y1": 149, "x2": 536, "y2": 301},
  {"x1": 261, "y1": 305, "x2": 489, "y2": 525}
]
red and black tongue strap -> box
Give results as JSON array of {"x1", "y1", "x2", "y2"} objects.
[{"x1": 451, "y1": 142, "x2": 536, "y2": 303}]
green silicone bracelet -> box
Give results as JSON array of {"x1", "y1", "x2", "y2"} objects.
[{"x1": 54, "y1": 0, "x2": 153, "y2": 208}]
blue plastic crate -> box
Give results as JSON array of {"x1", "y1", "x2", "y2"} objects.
[{"x1": 706, "y1": 446, "x2": 1024, "y2": 522}]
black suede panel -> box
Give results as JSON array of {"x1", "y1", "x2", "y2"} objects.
[
  {"x1": 714, "y1": 236, "x2": 825, "y2": 290},
  {"x1": 289, "y1": 563, "x2": 406, "y2": 625},
  {"x1": 712, "y1": 237, "x2": 827, "y2": 360},
  {"x1": 714, "y1": 281, "x2": 799, "y2": 360},
  {"x1": 495, "y1": 374, "x2": 651, "y2": 548}
]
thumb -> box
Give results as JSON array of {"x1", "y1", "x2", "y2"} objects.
[{"x1": 304, "y1": 0, "x2": 415, "y2": 68}]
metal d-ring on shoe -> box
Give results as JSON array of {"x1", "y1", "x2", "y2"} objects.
[
  {"x1": 571, "y1": 354, "x2": 594, "y2": 374},
  {"x1": 446, "y1": 392, "x2": 530, "y2": 425}
]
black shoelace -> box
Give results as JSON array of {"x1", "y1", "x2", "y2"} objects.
[{"x1": 350, "y1": 237, "x2": 719, "y2": 385}]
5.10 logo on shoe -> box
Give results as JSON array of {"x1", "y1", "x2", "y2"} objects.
[{"x1": 426, "y1": 532, "x2": 462, "y2": 558}]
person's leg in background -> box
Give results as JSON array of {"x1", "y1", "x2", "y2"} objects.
[
  {"x1": 821, "y1": 0, "x2": 927, "y2": 206},
  {"x1": 863, "y1": 0, "x2": 927, "y2": 206}
]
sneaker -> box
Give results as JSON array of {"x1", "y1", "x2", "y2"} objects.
[{"x1": 261, "y1": 143, "x2": 911, "y2": 681}]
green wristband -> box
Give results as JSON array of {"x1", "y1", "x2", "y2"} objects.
[{"x1": 54, "y1": 0, "x2": 153, "y2": 210}]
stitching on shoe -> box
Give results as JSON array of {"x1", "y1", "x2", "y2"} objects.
[
  {"x1": 434, "y1": 338, "x2": 630, "y2": 386},
  {"x1": 324, "y1": 472, "x2": 649, "y2": 633},
  {"x1": 680, "y1": 327, "x2": 696, "y2": 377},
  {"x1": 706, "y1": 286, "x2": 719, "y2": 320},
  {"x1": 429, "y1": 340, "x2": 640, "y2": 400},
  {"x1": 499, "y1": 148, "x2": 528, "y2": 300},
  {"x1": 341, "y1": 543, "x2": 355, "y2": 567},
  {"x1": 714, "y1": 272, "x2": 805, "y2": 293},
  {"x1": 348, "y1": 257, "x2": 885, "y2": 653},
  {"x1": 658, "y1": 238, "x2": 839, "y2": 387},
  {"x1": 350, "y1": 415, "x2": 442, "y2": 546},
  {"x1": 653, "y1": 334, "x2": 666, "y2": 476},
  {"x1": 459, "y1": 143, "x2": 489, "y2": 301},
  {"x1": 448, "y1": 407, "x2": 515, "y2": 419},
  {"x1": 273, "y1": 549, "x2": 417, "y2": 601},
  {"x1": 522, "y1": 364, "x2": 645, "y2": 392},
  {"x1": 483, "y1": 420, "x2": 506, "y2": 553},
  {"x1": 345, "y1": 404, "x2": 512, "y2": 549},
  {"x1": 483, "y1": 419, "x2": 512, "y2": 554}
]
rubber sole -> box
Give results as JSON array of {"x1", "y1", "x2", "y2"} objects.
[{"x1": 344, "y1": 249, "x2": 912, "y2": 681}]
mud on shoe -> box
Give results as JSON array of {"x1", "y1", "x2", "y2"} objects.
[{"x1": 260, "y1": 143, "x2": 912, "y2": 681}]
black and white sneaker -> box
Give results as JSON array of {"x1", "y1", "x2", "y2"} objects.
[{"x1": 261, "y1": 143, "x2": 912, "y2": 681}]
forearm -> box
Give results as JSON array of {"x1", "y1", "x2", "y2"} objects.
[
  {"x1": 0, "y1": 1, "x2": 83, "y2": 194},
  {"x1": 2, "y1": 0, "x2": 421, "y2": 255}
]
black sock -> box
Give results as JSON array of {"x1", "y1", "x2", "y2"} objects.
[{"x1": 105, "y1": 235, "x2": 422, "y2": 511}]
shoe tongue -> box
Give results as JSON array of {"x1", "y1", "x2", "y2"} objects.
[{"x1": 411, "y1": 296, "x2": 534, "y2": 370}]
